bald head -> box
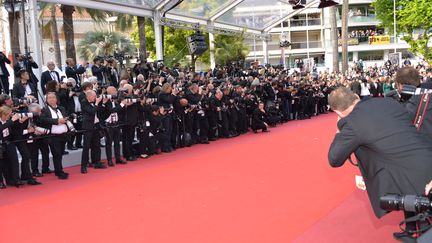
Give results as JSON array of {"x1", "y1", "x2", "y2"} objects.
[
  {"x1": 85, "y1": 90, "x2": 96, "y2": 102},
  {"x1": 106, "y1": 86, "x2": 117, "y2": 95},
  {"x1": 123, "y1": 84, "x2": 133, "y2": 94}
]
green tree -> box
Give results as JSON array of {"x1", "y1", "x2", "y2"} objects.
[
  {"x1": 130, "y1": 19, "x2": 210, "y2": 69},
  {"x1": 60, "y1": 5, "x2": 108, "y2": 63},
  {"x1": 213, "y1": 33, "x2": 250, "y2": 66},
  {"x1": 114, "y1": 14, "x2": 147, "y2": 60},
  {"x1": 77, "y1": 31, "x2": 136, "y2": 61},
  {"x1": 373, "y1": 0, "x2": 432, "y2": 63}
]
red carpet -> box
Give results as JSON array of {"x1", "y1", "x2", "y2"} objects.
[{"x1": 0, "y1": 114, "x2": 400, "y2": 243}]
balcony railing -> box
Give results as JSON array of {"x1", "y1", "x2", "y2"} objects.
[
  {"x1": 291, "y1": 41, "x2": 322, "y2": 49},
  {"x1": 290, "y1": 18, "x2": 321, "y2": 27}
]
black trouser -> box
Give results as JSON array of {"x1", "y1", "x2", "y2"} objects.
[
  {"x1": 15, "y1": 141, "x2": 33, "y2": 180},
  {"x1": 252, "y1": 121, "x2": 267, "y2": 132},
  {"x1": 81, "y1": 130, "x2": 101, "y2": 167},
  {"x1": 46, "y1": 134, "x2": 67, "y2": 174},
  {"x1": 217, "y1": 111, "x2": 229, "y2": 137},
  {"x1": 4, "y1": 142, "x2": 19, "y2": 184},
  {"x1": 161, "y1": 114, "x2": 173, "y2": 150},
  {"x1": 228, "y1": 108, "x2": 238, "y2": 134},
  {"x1": 207, "y1": 111, "x2": 218, "y2": 139},
  {"x1": 30, "y1": 139, "x2": 50, "y2": 173},
  {"x1": 105, "y1": 126, "x2": 121, "y2": 161},
  {"x1": 137, "y1": 125, "x2": 149, "y2": 155},
  {"x1": 0, "y1": 75, "x2": 9, "y2": 94},
  {"x1": 122, "y1": 125, "x2": 135, "y2": 158},
  {"x1": 198, "y1": 112, "x2": 209, "y2": 141},
  {"x1": 68, "y1": 121, "x2": 82, "y2": 148}
]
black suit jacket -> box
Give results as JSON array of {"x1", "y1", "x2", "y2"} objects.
[
  {"x1": 39, "y1": 105, "x2": 69, "y2": 131},
  {"x1": 41, "y1": 70, "x2": 60, "y2": 94},
  {"x1": 12, "y1": 81, "x2": 37, "y2": 99},
  {"x1": 328, "y1": 98, "x2": 432, "y2": 218},
  {"x1": 81, "y1": 99, "x2": 105, "y2": 130},
  {"x1": 13, "y1": 60, "x2": 39, "y2": 83},
  {"x1": 369, "y1": 82, "x2": 382, "y2": 97},
  {"x1": 0, "y1": 54, "x2": 11, "y2": 77},
  {"x1": 65, "y1": 65, "x2": 85, "y2": 84}
]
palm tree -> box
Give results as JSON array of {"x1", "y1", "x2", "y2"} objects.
[
  {"x1": 40, "y1": 3, "x2": 62, "y2": 67},
  {"x1": 61, "y1": 5, "x2": 108, "y2": 63},
  {"x1": 341, "y1": 0, "x2": 349, "y2": 73},
  {"x1": 3, "y1": 0, "x2": 22, "y2": 61},
  {"x1": 213, "y1": 33, "x2": 250, "y2": 66},
  {"x1": 77, "y1": 31, "x2": 136, "y2": 61},
  {"x1": 330, "y1": 5, "x2": 339, "y2": 72},
  {"x1": 115, "y1": 13, "x2": 147, "y2": 61}
]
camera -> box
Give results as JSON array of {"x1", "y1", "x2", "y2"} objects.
[
  {"x1": 65, "y1": 119, "x2": 76, "y2": 132},
  {"x1": 100, "y1": 94, "x2": 116, "y2": 100},
  {"x1": 380, "y1": 194, "x2": 432, "y2": 213},
  {"x1": 34, "y1": 127, "x2": 50, "y2": 135},
  {"x1": 124, "y1": 98, "x2": 138, "y2": 104},
  {"x1": 13, "y1": 97, "x2": 37, "y2": 106},
  {"x1": 15, "y1": 112, "x2": 37, "y2": 119}
]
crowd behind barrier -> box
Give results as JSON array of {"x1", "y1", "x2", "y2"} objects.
[{"x1": 0, "y1": 51, "x2": 430, "y2": 189}]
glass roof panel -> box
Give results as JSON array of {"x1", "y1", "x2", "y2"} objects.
[
  {"x1": 102, "y1": 0, "x2": 162, "y2": 9},
  {"x1": 216, "y1": 0, "x2": 294, "y2": 30},
  {"x1": 170, "y1": 0, "x2": 235, "y2": 19}
]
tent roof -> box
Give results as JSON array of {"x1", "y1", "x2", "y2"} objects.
[{"x1": 41, "y1": 0, "x2": 321, "y2": 39}]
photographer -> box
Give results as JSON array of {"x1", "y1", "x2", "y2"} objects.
[
  {"x1": 13, "y1": 53, "x2": 39, "y2": 87},
  {"x1": 61, "y1": 78, "x2": 83, "y2": 150},
  {"x1": 158, "y1": 83, "x2": 179, "y2": 152},
  {"x1": 91, "y1": 57, "x2": 106, "y2": 85},
  {"x1": 65, "y1": 58, "x2": 86, "y2": 85},
  {"x1": 394, "y1": 67, "x2": 432, "y2": 141},
  {"x1": 101, "y1": 86, "x2": 127, "y2": 166},
  {"x1": 40, "y1": 61, "x2": 61, "y2": 94},
  {"x1": 39, "y1": 92, "x2": 70, "y2": 180},
  {"x1": 28, "y1": 103, "x2": 50, "y2": 177},
  {"x1": 11, "y1": 106, "x2": 41, "y2": 186},
  {"x1": 327, "y1": 87, "x2": 432, "y2": 241},
  {"x1": 119, "y1": 84, "x2": 140, "y2": 160},
  {"x1": 80, "y1": 90, "x2": 107, "y2": 173},
  {"x1": 12, "y1": 69, "x2": 37, "y2": 100},
  {"x1": 0, "y1": 51, "x2": 11, "y2": 94}
]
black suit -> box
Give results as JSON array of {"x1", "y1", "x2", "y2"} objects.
[
  {"x1": 40, "y1": 70, "x2": 60, "y2": 94},
  {"x1": 65, "y1": 65, "x2": 85, "y2": 84},
  {"x1": 39, "y1": 105, "x2": 69, "y2": 175},
  {"x1": 80, "y1": 99, "x2": 104, "y2": 167},
  {"x1": 91, "y1": 65, "x2": 105, "y2": 84},
  {"x1": 369, "y1": 82, "x2": 382, "y2": 97},
  {"x1": 0, "y1": 119, "x2": 20, "y2": 185},
  {"x1": 101, "y1": 101, "x2": 124, "y2": 161},
  {"x1": 13, "y1": 59, "x2": 39, "y2": 86},
  {"x1": 328, "y1": 98, "x2": 432, "y2": 218},
  {"x1": 12, "y1": 81, "x2": 37, "y2": 99},
  {"x1": 0, "y1": 53, "x2": 11, "y2": 94}
]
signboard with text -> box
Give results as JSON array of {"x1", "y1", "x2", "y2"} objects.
[{"x1": 369, "y1": 35, "x2": 391, "y2": 45}]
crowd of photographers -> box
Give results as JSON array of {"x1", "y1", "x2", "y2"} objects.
[
  {"x1": 0, "y1": 50, "x2": 431, "y2": 190},
  {"x1": 0, "y1": 54, "x2": 335, "y2": 188}
]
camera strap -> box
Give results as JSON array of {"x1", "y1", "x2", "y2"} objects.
[
  {"x1": 413, "y1": 93, "x2": 430, "y2": 131},
  {"x1": 399, "y1": 212, "x2": 432, "y2": 235}
]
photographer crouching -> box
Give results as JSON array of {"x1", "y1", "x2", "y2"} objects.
[{"x1": 327, "y1": 87, "x2": 432, "y2": 242}]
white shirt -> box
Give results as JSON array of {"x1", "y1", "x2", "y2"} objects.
[
  {"x1": 105, "y1": 101, "x2": 119, "y2": 124},
  {"x1": 92, "y1": 104, "x2": 100, "y2": 124},
  {"x1": 73, "y1": 96, "x2": 81, "y2": 113},
  {"x1": 50, "y1": 71, "x2": 58, "y2": 81},
  {"x1": 360, "y1": 82, "x2": 371, "y2": 96},
  {"x1": 49, "y1": 106, "x2": 68, "y2": 134},
  {"x1": 24, "y1": 83, "x2": 32, "y2": 96}
]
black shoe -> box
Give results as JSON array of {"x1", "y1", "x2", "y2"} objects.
[
  {"x1": 81, "y1": 167, "x2": 88, "y2": 174},
  {"x1": 263, "y1": 130, "x2": 270, "y2": 133},
  {"x1": 116, "y1": 159, "x2": 127, "y2": 164},
  {"x1": 126, "y1": 156, "x2": 137, "y2": 161},
  {"x1": 56, "y1": 172, "x2": 69, "y2": 179},
  {"x1": 32, "y1": 172, "x2": 43, "y2": 177},
  {"x1": 63, "y1": 150, "x2": 69, "y2": 155},
  {"x1": 27, "y1": 178, "x2": 42, "y2": 185},
  {"x1": 93, "y1": 162, "x2": 107, "y2": 169},
  {"x1": 67, "y1": 146, "x2": 78, "y2": 150},
  {"x1": 108, "y1": 160, "x2": 114, "y2": 167},
  {"x1": 42, "y1": 169, "x2": 53, "y2": 174},
  {"x1": 0, "y1": 182, "x2": 5, "y2": 189},
  {"x1": 393, "y1": 232, "x2": 415, "y2": 242}
]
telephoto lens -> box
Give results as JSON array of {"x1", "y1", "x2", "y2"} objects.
[
  {"x1": 66, "y1": 120, "x2": 76, "y2": 132},
  {"x1": 380, "y1": 194, "x2": 432, "y2": 213}
]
